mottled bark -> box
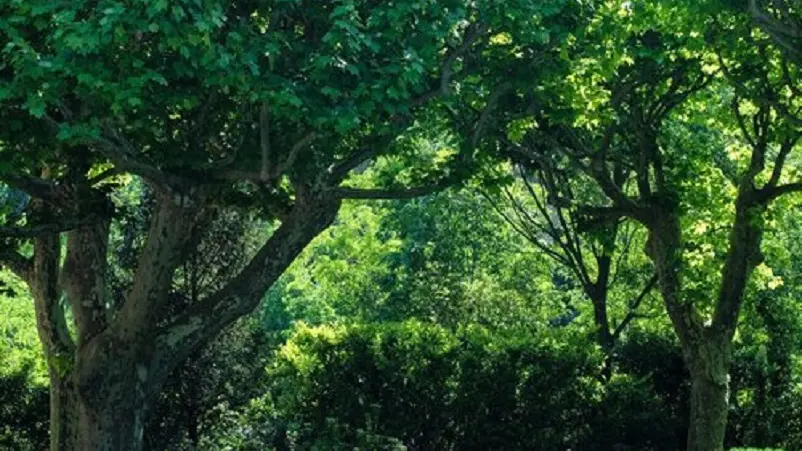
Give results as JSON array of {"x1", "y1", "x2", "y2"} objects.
[
  {"x1": 74, "y1": 359, "x2": 147, "y2": 451},
  {"x1": 8, "y1": 163, "x2": 341, "y2": 450},
  {"x1": 147, "y1": 196, "x2": 340, "y2": 387},
  {"x1": 49, "y1": 370, "x2": 78, "y2": 451},
  {"x1": 62, "y1": 221, "x2": 111, "y2": 346},
  {"x1": 645, "y1": 213, "x2": 703, "y2": 349},
  {"x1": 644, "y1": 211, "x2": 729, "y2": 451},
  {"x1": 686, "y1": 340, "x2": 730, "y2": 451}
]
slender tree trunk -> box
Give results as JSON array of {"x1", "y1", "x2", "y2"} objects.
[
  {"x1": 590, "y1": 288, "x2": 615, "y2": 380},
  {"x1": 645, "y1": 213, "x2": 732, "y2": 451},
  {"x1": 590, "y1": 288, "x2": 613, "y2": 352},
  {"x1": 49, "y1": 371, "x2": 78, "y2": 451}
]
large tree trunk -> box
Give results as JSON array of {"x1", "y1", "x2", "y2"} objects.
[
  {"x1": 62, "y1": 196, "x2": 337, "y2": 449},
  {"x1": 685, "y1": 340, "x2": 731, "y2": 451},
  {"x1": 75, "y1": 386, "x2": 147, "y2": 451},
  {"x1": 68, "y1": 332, "x2": 151, "y2": 451}
]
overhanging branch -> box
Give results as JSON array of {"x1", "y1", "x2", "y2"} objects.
[
  {"x1": 0, "y1": 216, "x2": 104, "y2": 238},
  {"x1": 0, "y1": 247, "x2": 33, "y2": 282},
  {"x1": 0, "y1": 174, "x2": 59, "y2": 200},
  {"x1": 334, "y1": 182, "x2": 450, "y2": 200}
]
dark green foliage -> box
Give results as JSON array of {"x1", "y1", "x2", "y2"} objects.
[
  {"x1": 207, "y1": 323, "x2": 699, "y2": 451},
  {"x1": 0, "y1": 365, "x2": 48, "y2": 450}
]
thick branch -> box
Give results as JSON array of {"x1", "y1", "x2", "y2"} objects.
[
  {"x1": 0, "y1": 174, "x2": 59, "y2": 200},
  {"x1": 149, "y1": 197, "x2": 340, "y2": 388},
  {"x1": 0, "y1": 210, "x2": 109, "y2": 238},
  {"x1": 31, "y1": 233, "x2": 76, "y2": 358},
  {"x1": 711, "y1": 191, "x2": 766, "y2": 338},
  {"x1": 766, "y1": 136, "x2": 798, "y2": 187},
  {"x1": 114, "y1": 189, "x2": 205, "y2": 339},
  {"x1": 646, "y1": 215, "x2": 704, "y2": 348},
  {"x1": 61, "y1": 220, "x2": 111, "y2": 346},
  {"x1": 43, "y1": 114, "x2": 187, "y2": 189},
  {"x1": 757, "y1": 181, "x2": 802, "y2": 202}
]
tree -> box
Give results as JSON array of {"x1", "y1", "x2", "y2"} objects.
[
  {"x1": 490, "y1": 2, "x2": 802, "y2": 449},
  {"x1": 487, "y1": 162, "x2": 658, "y2": 361},
  {"x1": 0, "y1": 1, "x2": 583, "y2": 449}
]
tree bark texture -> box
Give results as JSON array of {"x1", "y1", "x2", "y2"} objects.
[{"x1": 685, "y1": 340, "x2": 731, "y2": 451}]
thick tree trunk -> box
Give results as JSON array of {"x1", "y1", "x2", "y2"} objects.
[
  {"x1": 75, "y1": 391, "x2": 147, "y2": 451},
  {"x1": 686, "y1": 344, "x2": 730, "y2": 451},
  {"x1": 645, "y1": 213, "x2": 732, "y2": 451},
  {"x1": 72, "y1": 342, "x2": 152, "y2": 451}
]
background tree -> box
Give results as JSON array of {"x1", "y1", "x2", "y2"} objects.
[
  {"x1": 488, "y1": 2, "x2": 802, "y2": 449},
  {"x1": 486, "y1": 161, "x2": 658, "y2": 361}
]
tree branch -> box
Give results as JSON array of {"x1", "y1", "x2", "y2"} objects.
[
  {"x1": 0, "y1": 174, "x2": 59, "y2": 200},
  {"x1": 334, "y1": 182, "x2": 450, "y2": 200},
  {"x1": 149, "y1": 197, "x2": 340, "y2": 390},
  {"x1": 213, "y1": 132, "x2": 317, "y2": 183},
  {"x1": 31, "y1": 232, "x2": 76, "y2": 357},
  {"x1": 61, "y1": 220, "x2": 111, "y2": 346},
  {"x1": 0, "y1": 220, "x2": 96, "y2": 238},
  {"x1": 114, "y1": 189, "x2": 206, "y2": 338},
  {"x1": 758, "y1": 181, "x2": 802, "y2": 202},
  {"x1": 766, "y1": 135, "x2": 798, "y2": 187},
  {"x1": 410, "y1": 21, "x2": 489, "y2": 108},
  {"x1": 327, "y1": 146, "x2": 382, "y2": 183},
  {"x1": 750, "y1": 0, "x2": 802, "y2": 64},
  {"x1": 0, "y1": 246, "x2": 33, "y2": 282},
  {"x1": 613, "y1": 273, "x2": 658, "y2": 340}
]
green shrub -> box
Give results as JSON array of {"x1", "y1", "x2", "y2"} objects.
[{"x1": 214, "y1": 322, "x2": 698, "y2": 451}]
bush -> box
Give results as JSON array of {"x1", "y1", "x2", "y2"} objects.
[
  {"x1": 213, "y1": 322, "x2": 702, "y2": 451},
  {"x1": 0, "y1": 365, "x2": 48, "y2": 450}
]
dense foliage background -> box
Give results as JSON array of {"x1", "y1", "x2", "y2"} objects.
[
  {"x1": 3, "y1": 191, "x2": 802, "y2": 450},
  {"x1": 3, "y1": 0, "x2": 802, "y2": 450}
]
